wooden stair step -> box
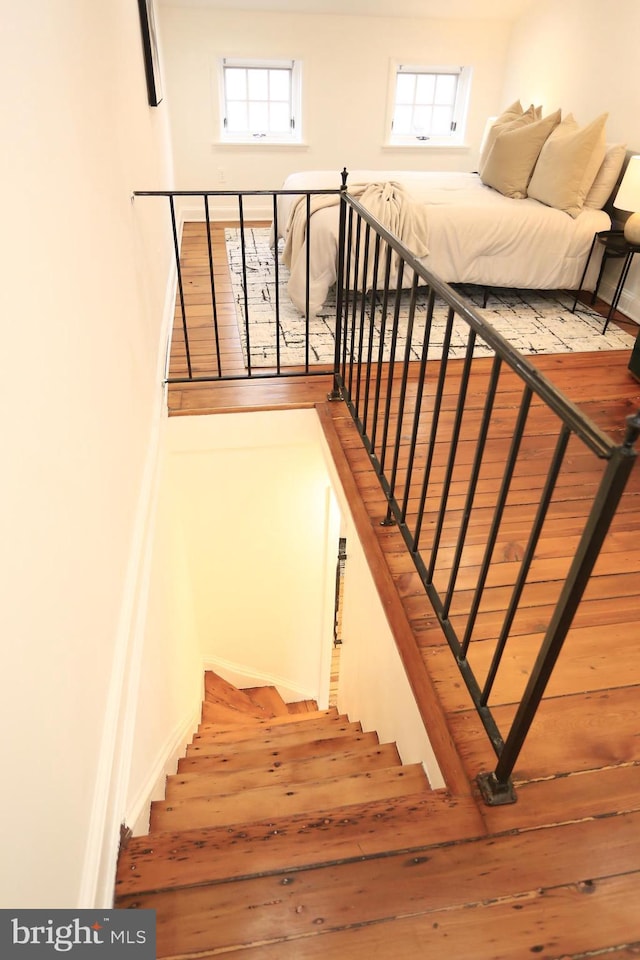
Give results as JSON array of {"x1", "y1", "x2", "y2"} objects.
[
  {"x1": 116, "y1": 791, "x2": 485, "y2": 898},
  {"x1": 149, "y1": 764, "x2": 430, "y2": 832},
  {"x1": 202, "y1": 670, "x2": 275, "y2": 722},
  {"x1": 242, "y1": 685, "x2": 289, "y2": 716},
  {"x1": 196, "y1": 701, "x2": 274, "y2": 726},
  {"x1": 116, "y1": 810, "x2": 640, "y2": 959},
  {"x1": 187, "y1": 719, "x2": 360, "y2": 757},
  {"x1": 177, "y1": 730, "x2": 380, "y2": 774},
  {"x1": 195, "y1": 709, "x2": 342, "y2": 738},
  {"x1": 144, "y1": 872, "x2": 640, "y2": 960},
  {"x1": 286, "y1": 699, "x2": 319, "y2": 714},
  {"x1": 165, "y1": 742, "x2": 401, "y2": 800},
  {"x1": 199, "y1": 704, "x2": 338, "y2": 731}
]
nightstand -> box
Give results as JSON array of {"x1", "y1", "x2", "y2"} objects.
[{"x1": 572, "y1": 229, "x2": 640, "y2": 334}]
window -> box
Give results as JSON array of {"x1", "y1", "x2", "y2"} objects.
[
  {"x1": 219, "y1": 58, "x2": 302, "y2": 144},
  {"x1": 388, "y1": 64, "x2": 471, "y2": 146}
]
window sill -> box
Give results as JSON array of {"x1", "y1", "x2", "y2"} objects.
[
  {"x1": 382, "y1": 142, "x2": 471, "y2": 152},
  {"x1": 214, "y1": 140, "x2": 310, "y2": 150}
]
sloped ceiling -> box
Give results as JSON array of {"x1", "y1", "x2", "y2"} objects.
[{"x1": 158, "y1": 0, "x2": 536, "y2": 20}]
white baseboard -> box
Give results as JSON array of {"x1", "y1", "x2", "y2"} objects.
[
  {"x1": 598, "y1": 276, "x2": 640, "y2": 326},
  {"x1": 204, "y1": 655, "x2": 317, "y2": 705},
  {"x1": 127, "y1": 705, "x2": 202, "y2": 837}
]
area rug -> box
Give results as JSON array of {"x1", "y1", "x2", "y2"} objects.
[{"x1": 225, "y1": 227, "x2": 635, "y2": 367}]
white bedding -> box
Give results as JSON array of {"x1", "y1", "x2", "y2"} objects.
[{"x1": 275, "y1": 170, "x2": 610, "y2": 315}]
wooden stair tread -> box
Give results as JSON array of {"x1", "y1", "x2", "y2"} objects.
[
  {"x1": 177, "y1": 731, "x2": 381, "y2": 775},
  {"x1": 242, "y1": 685, "x2": 289, "y2": 716},
  {"x1": 165, "y1": 742, "x2": 401, "y2": 799},
  {"x1": 149, "y1": 764, "x2": 430, "y2": 832},
  {"x1": 186, "y1": 720, "x2": 361, "y2": 757},
  {"x1": 198, "y1": 706, "x2": 339, "y2": 734},
  {"x1": 202, "y1": 671, "x2": 275, "y2": 721},
  {"x1": 196, "y1": 701, "x2": 275, "y2": 725},
  {"x1": 116, "y1": 791, "x2": 486, "y2": 897},
  {"x1": 116, "y1": 810, "x2": 640, "y2": 959},
  {"x1": 286, "y1": 699, "x2": 319, "y2": 714},
  {"x1": 143, "y1": 872, "x2": 640, "y2": 960}
]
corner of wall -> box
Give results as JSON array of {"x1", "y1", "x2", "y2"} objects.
[
  {"x1": 77, "y1": 244, "x2": 178, "y2": 908},
  {"x1": 203, "y1": 656, "x2": 318, "y2": 704}
]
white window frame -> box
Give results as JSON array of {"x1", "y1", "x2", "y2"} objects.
[
  {"x1": 385, "y1": 62, "x2": 472, "y2": 147},
  {"x1": 218, "y1": 57, "x2": 302, "y2": 145}
]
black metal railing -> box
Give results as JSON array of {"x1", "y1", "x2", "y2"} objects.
[
  {"x1": 134, "y1": 186, "x2": 344, "y2": 383},
  {"x1": 136, "y1": 181, "x2": 639, "y2": 804},
  {"x1": 334, "y1": 190, "x2": 640, "y2": 804}
]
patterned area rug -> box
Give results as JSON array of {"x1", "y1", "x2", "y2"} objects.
[{"x1": 225, "y1": 227, "x2": 635, "y2": 367}]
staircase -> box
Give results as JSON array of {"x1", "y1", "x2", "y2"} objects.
[{"x1": 115, "y1": 672, "x2": 640, "y2": 958}]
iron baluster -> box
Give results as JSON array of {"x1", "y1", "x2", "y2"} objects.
[
  {"x1": 401, "y1": 287, "x2": 436, "y2": 528},
  {"x1": 413, "y1": 306, "x2": 454, "y2": 554},
  {"x1": 169, "y1": 195, "x2": 192, "y2": 380},
  {"x1": 443, "y1": 353, "x2": 503, "y2": 618},
  {"x1": 460, "y1": 385, "x2": 533, "y2": 657},
  {"x1": 479, "y1": 410, "x2": 640, "y2": 804},
  {"x1": 481, "y1": 424, "x2": 571, "y2": 707},
  {"x1": 426, "y1": 326, "x2": 477, "y2": 583}
]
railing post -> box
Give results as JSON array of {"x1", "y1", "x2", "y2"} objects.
[
  {"x1": 328, "y1": 169, "x2": 349, "y2": 400},
  {"x1": 169, "y1": 195, "x2": 192, "y2": 380},
  {"x1": 477, "y1": 409, "x2": 640, "y2": 805}
]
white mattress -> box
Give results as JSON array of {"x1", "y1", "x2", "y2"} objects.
[{"x1": 275, "y1": 170, "x2": 610, "y2": 315}]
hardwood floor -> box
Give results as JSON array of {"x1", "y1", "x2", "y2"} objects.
[{"x1": 156, "y1": 220, "x2": 640, "y2": 956}]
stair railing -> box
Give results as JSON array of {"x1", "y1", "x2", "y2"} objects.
[
  {"x1": 334, "y1": 189, "x2": 640, "y2": 804},
  {"x1": 135, "y1": 181, "x2": 639, "y2": 803},
  {"x1": 134, "y1": 187, "x2": 343, "y2": 382}
]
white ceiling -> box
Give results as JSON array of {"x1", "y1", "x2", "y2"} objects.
[{"x1": 159, "y1": 0, "x2": 536, "y2": 21}]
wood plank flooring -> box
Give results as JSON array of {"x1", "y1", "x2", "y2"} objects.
[{"x1": 155, "y1": 220, "x2": 640, "y2": 957}]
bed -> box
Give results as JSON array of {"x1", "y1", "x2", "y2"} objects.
[{"x1": 273, "y1": 106, "x2": 627, "y2": 317}]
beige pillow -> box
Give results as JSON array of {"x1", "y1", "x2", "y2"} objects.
[
  {"x1": 499, "y1": 98, "x2": 525, "y2": 119},
  {"x1": 527, "y1": 113, "x2": 608, "y2": 216},
  {"x1": 480, "y1": 110, "x2": 562, "y2": 199},
  {"x1": 585, "y1": 143, "x2": 627, "y2": 209},
  {"x1": 478, "y1": 101, "x2": 536, "y2": 174}
]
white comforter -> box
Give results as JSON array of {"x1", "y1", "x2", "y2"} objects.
[{"x1": 275, "y1": 170, "x2": 610, "y2": 316}]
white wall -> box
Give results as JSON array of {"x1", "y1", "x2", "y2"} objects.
[
  {"x1": 502, "y1": 0, "x2": 640, "y2": 320},
  {"x1": 316, "y1": 423, "x2": 445, "y2": 789},
  {"x1": 124, "y1": 432, "x2": 204, "y2": 837},
  {"x1": 158, "y1": 4, "x2": 512, "y2": 194},
  {"x1": 166, "y1": 410, "x2": 340, "y2": 703},
  {"x1": 0, "y1": 0, "x2": 183, "y2": 908}
]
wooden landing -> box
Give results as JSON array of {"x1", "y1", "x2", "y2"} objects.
[{"x1": 115, "y1": 674, "x2": 640, "y2": 958}]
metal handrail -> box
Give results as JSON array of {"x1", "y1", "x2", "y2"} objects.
[{"x1": 334, "y1": 188, "x2": 640, "y2": 803}]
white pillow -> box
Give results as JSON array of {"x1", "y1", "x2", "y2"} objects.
[
  {"x1": 528, "y1": 113, "x2": 608, "y2": 217},
  {"x1": 481, "y1": 110, "x2": 561, "y2": 199},
  {"x1": 478, "y1": 101, "x2": 537, "y2": 175},
  {"x1": 585, "y1": 143, "x2": 627, "y2": 209}
]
